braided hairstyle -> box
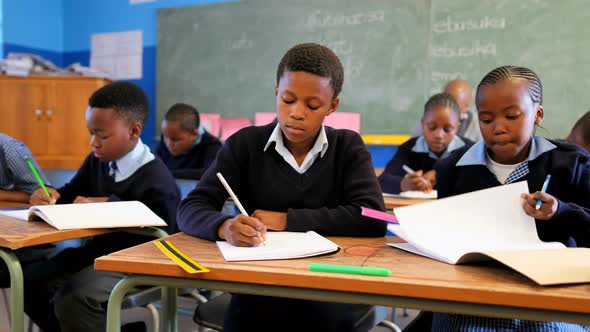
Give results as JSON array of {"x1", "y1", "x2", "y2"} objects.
[
  {"x1": 477, "y1": 66, "x2": 542, "y2": 105},
  {"x1": 424, "y1": 92, "x2": 461, "y2": 120}
]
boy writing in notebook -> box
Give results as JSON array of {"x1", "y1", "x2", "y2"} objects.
[
  {"x1": 178, "y1": 43, "x2": 386, "y2": 331},
  {"x1": 0, "y1": 133, "x2": 50, "y2": 203},
  {"x1": 156, "y1": 102, "x2": 222, "y2": 179},
  {"x1": 433, "y1": 66, "x2": 590, "y2": 331},
  {"x1": 28, "y1": 81, "x2": 179, "y2": 332}
]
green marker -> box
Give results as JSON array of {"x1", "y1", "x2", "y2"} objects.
[
  {"x1": 24, "y1": 156, "x2": 51, "y2": 199},
  {"x1": 309, "y1": 263, "x2": 391, "y2": 277}
]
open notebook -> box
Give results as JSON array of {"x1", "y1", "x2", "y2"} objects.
[
  {"x1": 217, "y1": 231, "x2": 339, "y2": 261},
  {"x1": 0, "y1": 201, "x2": 167, "y2": 230},
  {"x1": 388, "y1": 181, "x2": 590, "y2": 286},
  {"x1": 383, "y1": 191, "x2": 437, "y2": 199}
]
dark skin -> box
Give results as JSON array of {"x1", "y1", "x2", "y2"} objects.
[
  {"x1": 217, "y1": 70, "x2": 340, "y2": 246},
  {"x1": 30, "y1": 107, "x2": 142, "y2": 205},
  {"x1": 0, "y1": 190, "x2": 30, "y2": 203},
  {"x1": 476, "y1": 78, "x2": 556, "y2": 220}
]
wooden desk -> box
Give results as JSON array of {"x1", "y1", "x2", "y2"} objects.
[
  {"x1": 383, "y1": 195, "x2": 433, "y2": 209},
  {"x1": 0, "y1": 202, "x2": 29, "y2": 209},
  {"x1": 96, "y1": 233, "x2": 590, "y2": 332},
  {"x1": 0, "y1": 204, "x2": 167, "y2": 332}
]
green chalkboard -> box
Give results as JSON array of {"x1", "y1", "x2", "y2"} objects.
[
  {"x1": 157, "y1": 0, "x2": 590, "y2": 137},
  {"x1": 157, "y1": 0, "x2": 430, "y2": 135}
]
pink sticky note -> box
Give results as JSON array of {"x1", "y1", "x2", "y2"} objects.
[
  {"x1": 324, "y1": 113, "x2": 361, "y2": 133},
  {"x1": 220, "y1": 117, "x2": 253, "y2": 141},
  {"x1": 254, "y1": 112, "x2": 277, "y2": 126},
  {"x1": 361, "y1": 206, "x2": 398, "y2": 224}
]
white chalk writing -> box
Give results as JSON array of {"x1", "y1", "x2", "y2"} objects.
[
  {"x1": 430, "y1": 40, "x2": 496, "y2": 58},
  {"x1": 432, "y1": 16, "x2": 506, "y2": 34},
  {"x1": 303, "y1": 10, "x2": 385, "y2": 30}
]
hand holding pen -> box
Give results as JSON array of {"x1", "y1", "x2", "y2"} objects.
[
  {"x1": 217, "y1": 172, "x2": 267, "y2": 247},
  {"x1": 400, "y1": 164, "x2": 433, "y2": 192},
  {"x1": 520, "y1": 174, "x2": 557, "y2": 220}
]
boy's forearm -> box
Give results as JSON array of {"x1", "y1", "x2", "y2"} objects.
[{"x1": 0, "y1": 189, "x2": 30, "y2": 203}]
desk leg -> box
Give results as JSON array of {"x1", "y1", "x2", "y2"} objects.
[
  {"x1": 0, "y1": 250, "x2": 24, "y2": 332},
  {"x1": 106, "y1": 275, "x2": 140, "y2": 332},
  {"x1": 161, "y1": 287, "x2": 177, "y2": 332}
]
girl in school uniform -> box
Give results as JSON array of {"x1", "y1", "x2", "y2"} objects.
[
  {"x1": 378, "y1": 92, "x2": 474, "y2": 194},
  {"x1": 433, "y1": 65, "x2": 590, "y2": 331}
]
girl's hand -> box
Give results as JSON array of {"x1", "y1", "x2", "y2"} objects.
[
  {"x1": 521, "y1": 192, "x2": 558, "y2": 220},
  {"x1": 217, "y1": 214, "x2": 267, "y2": 247},
  {"x1": 251, "y1": 210, "x2": 287, "y2": 231},
  {"x1": 73, "y1": 196, "x2": 109, "y2": 204},
  {"x1": 401, "y1": 170, "x2": 433, "y2": 192}
]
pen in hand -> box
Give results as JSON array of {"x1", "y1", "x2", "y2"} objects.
[
  {"x1": 216, "y1": 172, "x2": 266, "y2": 246},
  {"x1": 536, "y1": 174, "x2": 551, "y2": 210},
  {"x1": 24, "y1": 156, "x2": 53, "y2": 202}
]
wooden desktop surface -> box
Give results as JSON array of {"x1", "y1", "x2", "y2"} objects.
[
  {"x1": 383, "y1": 195, "x2": 432, "y2": 209},
  {"x1": 0, "y1": 202, "x2": 111, "y2": 250},
  {"x1": 96, "y1": 232, "x2": 590, "y2": 316}
]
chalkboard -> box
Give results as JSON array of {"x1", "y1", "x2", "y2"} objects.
[
  {"x1": 157, "y1": 0, "x2": 430, "y2": 134},
  {"x1": 157, "y1": 0, "x2": 590, "y2": 137}
]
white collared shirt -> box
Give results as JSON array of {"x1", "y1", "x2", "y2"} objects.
[
  {"x1": 110, "y1": 138, "x2": 155, "y2": 182},
  {"x1": 263, "y1": 124, "x2": 329, "y2": 174}
]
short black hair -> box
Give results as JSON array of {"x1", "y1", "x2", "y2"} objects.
[
  {"x1": 477, "y1": 65, "x2": 542, "y2": 105},
  {"x1": 424, "y1": 92, "x2": 461, "y2": 119},
  {"x1": 164, "y1": 103, "x2": 200, "y2": 132},
  {"x1": 88, "y1": 81, "x2": 149, "y2": 124},
  {"x1": 572, "y1": 111, "x2": 590, "y2": 144},
  {"x1": 276, "y1": 43, "x2": 344, "y2": 98}
]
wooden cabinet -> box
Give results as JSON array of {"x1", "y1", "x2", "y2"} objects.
[{"x1": 0, "y1": 76, "x2": 110, "y2": 169}]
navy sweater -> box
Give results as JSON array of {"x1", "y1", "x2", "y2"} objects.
[
  {"x1": 378, "y1": 136, "x2": 474, "y2": 194},
  {"x1": 435, "y1": 139, "x2": 590, "y2": 247},
  {"x1": 54, "y1": 153, "x2": 180, "y2": 271},
  {"x1": 178, "y1": 123, "x2": 386, "y2": 240},
  {"x1": 156, "y1": 131, "x2": 222, "y2": 180}
]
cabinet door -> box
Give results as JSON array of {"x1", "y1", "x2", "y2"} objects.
[
  {"x1": 0, "y1": 78, "x2": 48, "y2": 155},
  {"x1": 46, "y1": 79, "x2": 100, "y2": 158}
]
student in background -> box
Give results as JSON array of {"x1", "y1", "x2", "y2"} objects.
[
  {"x1": 29, "y1": 81, "x2": 179, "y2": 332},
  {"x1": 0, "y1": 133, "x2": 50, "y2": 203},
  {"x1": 156, "y1": 103, "x2": 222, "y2": 179},
  {"x1": 434, "y1": 66, "x2": 590, "y2": 331},
  {"x1": 177, "y1": 43, "x2": 386, "y2": 332},
  {"x1": 566, "y1": 110, "x2": 590, "y2": 153},
  {"x1": 378, "y1": 92, "x2": 474, "y2": 194},
  {"x1": 411, "y1": 79, "x2": 482, "y2": 142}
]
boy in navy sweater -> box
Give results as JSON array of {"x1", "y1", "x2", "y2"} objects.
[
  {"x1": 434, "y1": 66, "x2": 590, "y2": 331},
  {"x1": 29, "y1": 81, "x2": 179, "y2": 332},
  {"x1": 156, "y1": 103, "x2": 222, "y2": 179},
  {"x1": 378, "y1": 92, "x2": 473, "y2": 194},
  {"x1": 178, "y1": 43, "x2": 386, "y2": 332}
]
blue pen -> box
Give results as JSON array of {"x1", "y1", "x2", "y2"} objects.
[{"x1": 535, "y1": 174, "x2": 551, "y2": 210}]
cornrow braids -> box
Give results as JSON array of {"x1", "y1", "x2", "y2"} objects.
[
  {"x1": 424, "y1": 92, "x2": 461, "y2": 118},
  {"x1": 477, "y1": 66, "x2": 543, "y2": 105}
]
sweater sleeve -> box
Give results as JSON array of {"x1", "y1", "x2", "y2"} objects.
[
  {"x1": 177, "y1": 135, "x2": 241, "y2": 240},
  {"x1": 378, "y1": 140, "x2": 413, "y2": 194},
  {"x1": 57, "y1": 155, "x2": 93, "y2": 203},
  {"x1": 551, "y1": 158, "x2": 590, "y2": 247},
  {"x1": 286, "y1": 132, "x2": 386, "y2": 237}
]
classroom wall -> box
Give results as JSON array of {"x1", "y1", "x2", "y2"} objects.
[{"x1": 2, "y1": 0, "x2": 395, "y2": 167}]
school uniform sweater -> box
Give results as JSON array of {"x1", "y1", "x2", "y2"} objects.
[
  {"x1": 177, "y1": 122, "x2": 386, "y2": 332},
  {"x1": 156, "y1": 130, "x2": 222, "y2": 180},
  {"x1": 53, "y1": 153, "x2": 180, "y2": 271},
  {"x1": 378, "y1": 136, "x2": 474, "y2": 194},
  {"x1": 436, "y1": 138, "x2": 590, "y2": 247},
  {"x1": 177, "y1": 122, "x2": 386, "y2": 239}
]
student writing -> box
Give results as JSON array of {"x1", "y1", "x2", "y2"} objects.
[
  {"x1": 433, "y1": 66, "x2": 590, "y2": 331},
  {"x1": 378, "y1": 92, "x2": 474, "y2": 194},
  {"x1": 177, "y1": 43, "x2": 386, "y2": 332},
  {"x1": 156, "y1": 102, "x2": 222, "y2": 180},
  {"x1": 28, "y1": 82, "x2": 180, "y2": 332}
]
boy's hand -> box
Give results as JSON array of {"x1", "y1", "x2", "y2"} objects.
[
  {"x1": 521, "y1": 192, "x2": 558, "y2": 220},
  {"x1": 422, "y1": 170, "x2": 437, "y2": 188},
  {"x1": 30, "y1": 187, "x2": 59, "y2": 205},
  {"x1": 251, "y1": 210, "x2": 287, "y2": 231},
  {"x1": 401, "y1": 170, "x2": 433, "y2": 192},
  {"x1": 73, "y1": 196, "x2": 109, "y2": 204},
  {"x1": 218, "y1": 214, "x2": 267, "y2": 247}
]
